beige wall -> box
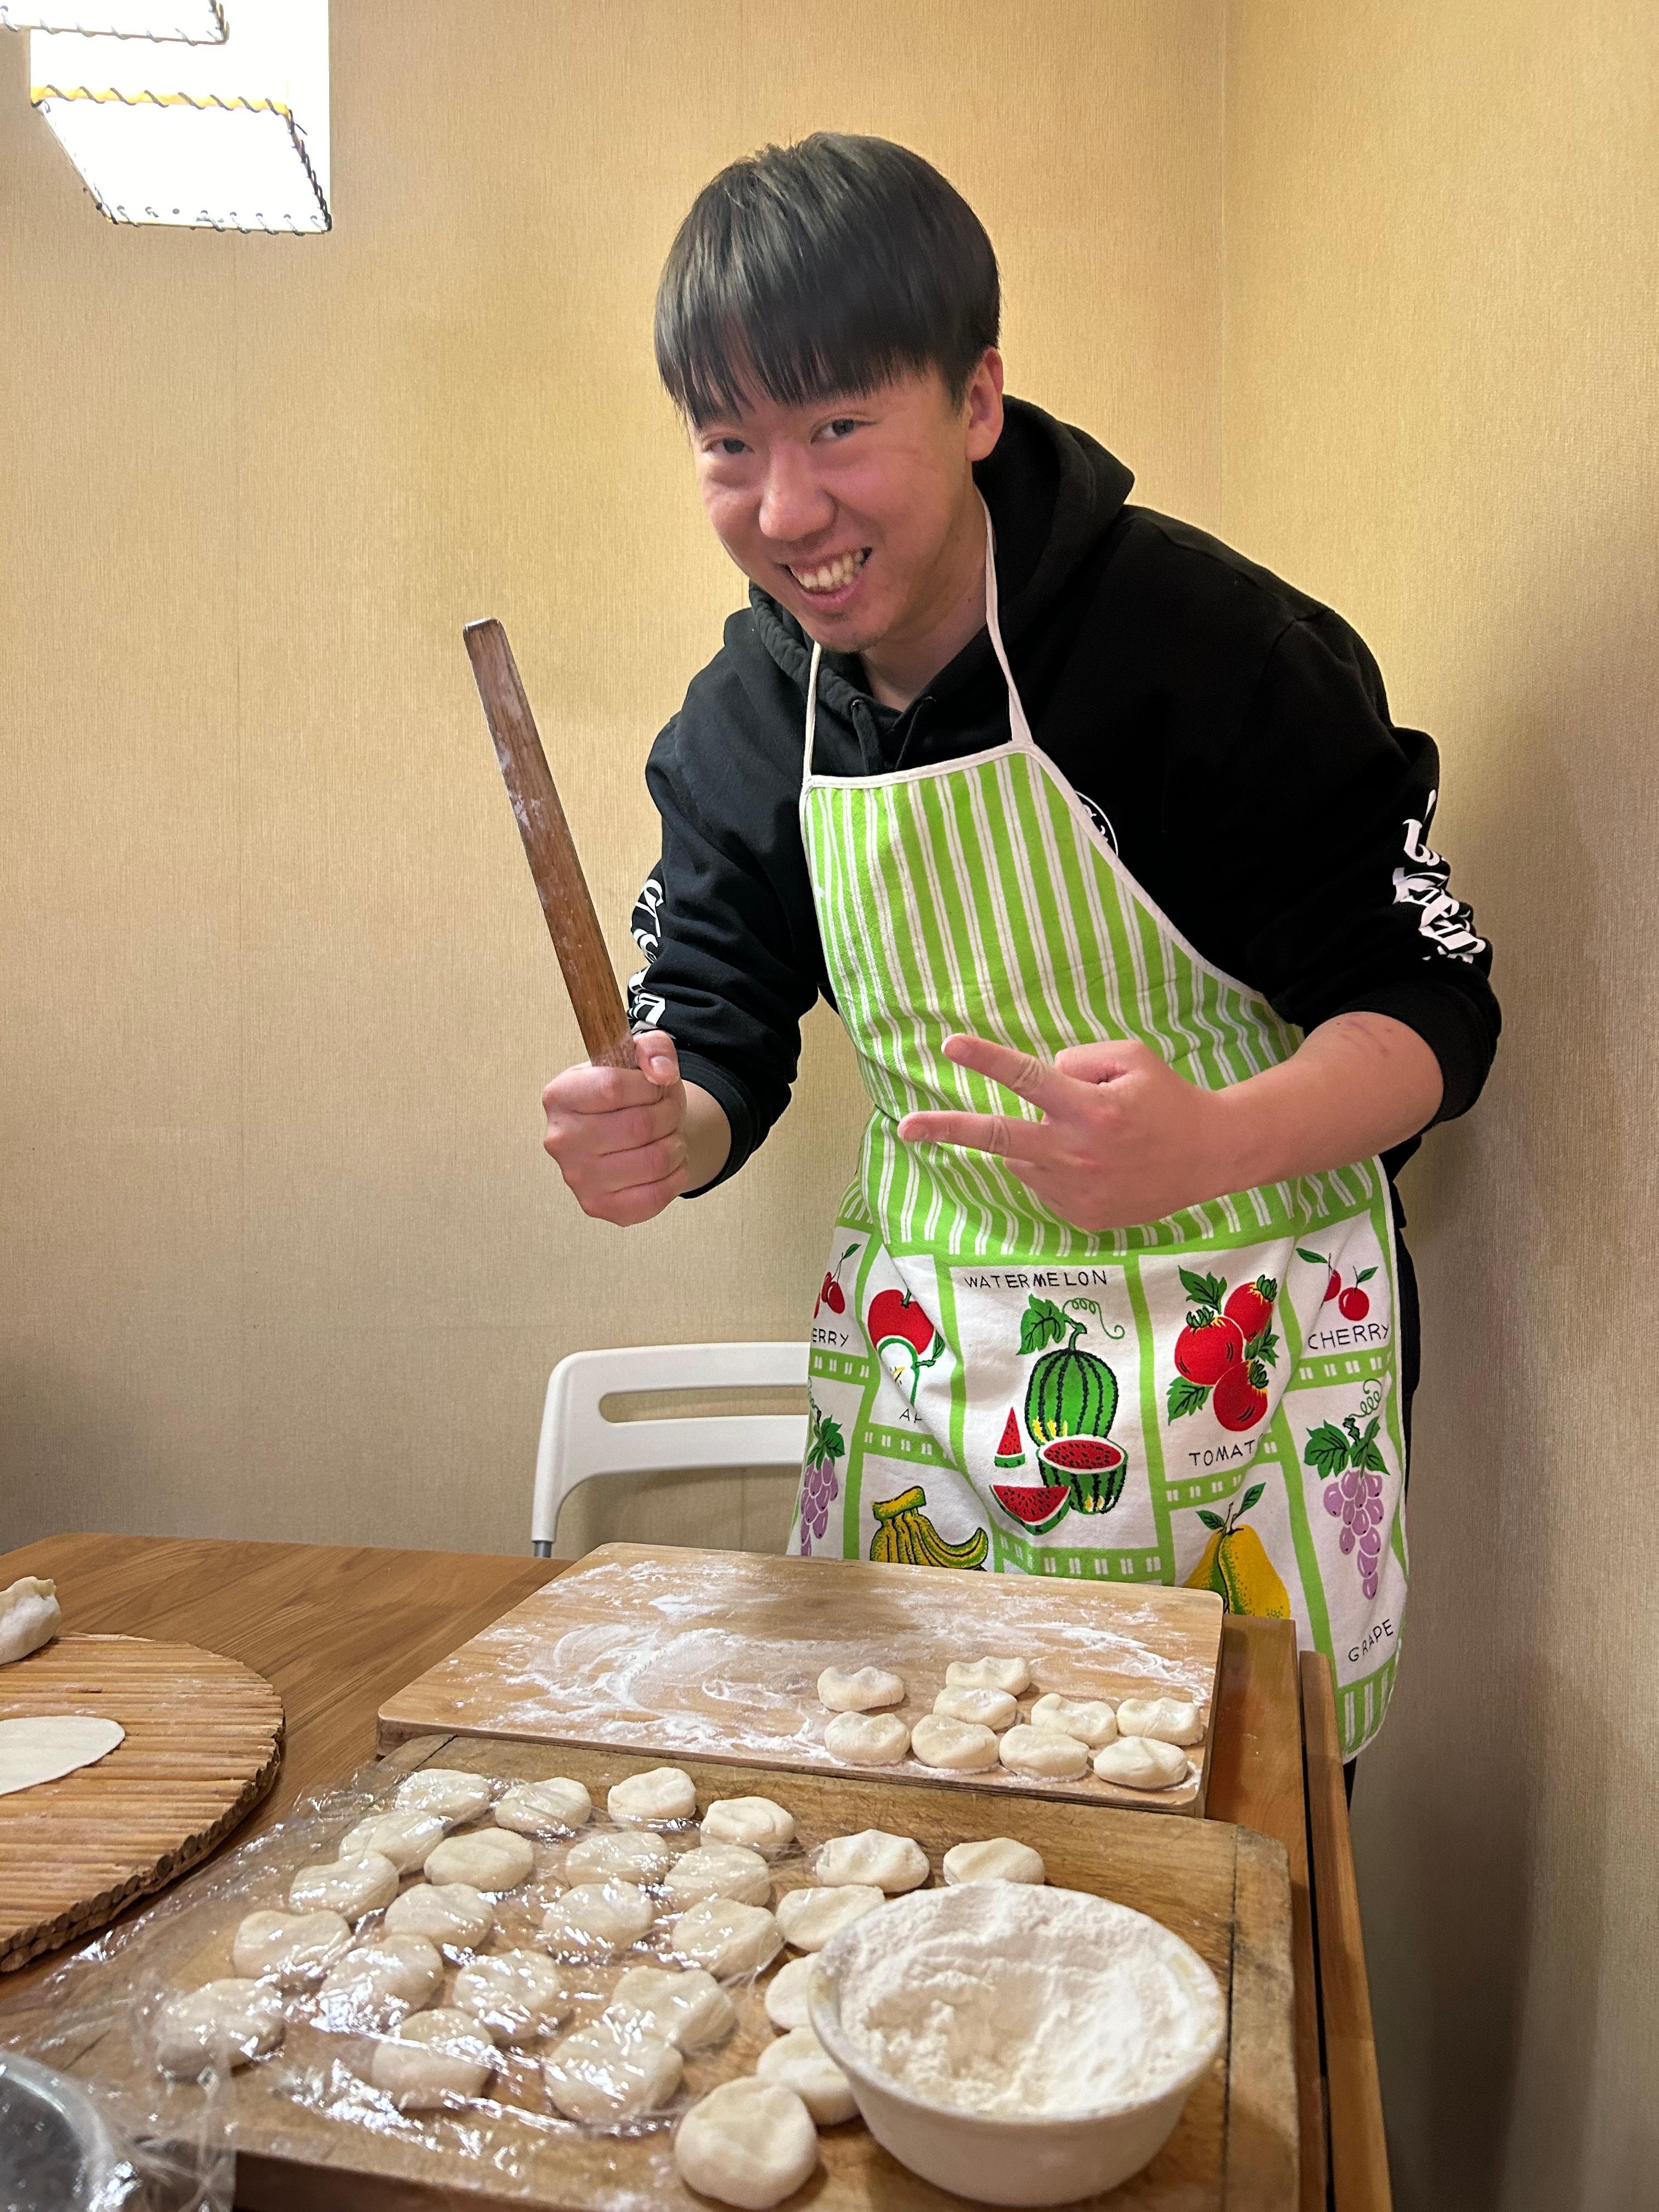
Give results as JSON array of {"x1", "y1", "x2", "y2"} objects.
[
  {"x1": 1223, "y1": 2, "x2": 1659, "y2": 2204},
  {"x1": 0, "y1": 0, "x2": 1223, "y2": 1557}
]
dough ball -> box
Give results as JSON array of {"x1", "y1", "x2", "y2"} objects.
[
  {"x1": 814, "y1": 1829, "x2": 929, "y2": 1894},
  {"x1": 823, "y1": 1710, "x2": 909, "y2": 1766},
  {"x1": 155, "y1": 1979, "x2": 284, "y2": 2078},
  {"x1": 999, "y1": 1724, "x2": 1090, "y2": 1779},
  {"x1": 543, "y1": 2018, "x2": 682, "y2": 2123},
  {"x1": 287, "y1": 1852, "x2": 399, "y2": 1921},
  {"x1": 663, "y1": 1842, "x2": 772, "y2": 1909},
  {"x1": 230, "y1": 1909, "x2": 352, "y2": 1988},
  {"x1": 424, "y1": 1827, "x2": 535, "y2": 1892},
  {"x1": 945, "y1": 1654, "x2": 1032, "y2": 1696},
  {"x1": 754, "y1": 2024, "x2": 858, "y2": 2124},
  {"x1": 775, "y1": 1884, "x2": 884, "y2": 1952},
  {"x1": 763, "y1": 1955, "x2": 813, "y2": 2033},
  {"x1": 450, "y1": 1949, "x2": 568, "y2": 2042},
  {"x1": 494, "y1": 1777, "x2": 592, "y2": 1836},
  {"x1": 563, "y1": 1827, "x2": 678, "y2": 1883},
  {"x1": 1029, "y1": 1692, "x2": 1119, "y2": 1749},
  {"x1": 337, "y1": 1810, "x2": 448, "y2": 1874},
  {"x1": 393, "y1": 1768, "x2": 494, "y2": 1824},
  {"x1": 941, "y1": 1837, "x2": 1047, "y2": 1887},
  {"x1": 932, "y1": 1683, "x2": 1018, "y2": 1731},
  {"x1": 369, "y1": 2007, "x2": 496, "y2": 2108},
  {"x1": 674, "y1": 2078, "x2": 820, "y2": 2210},
  {"x1": 382, "y1": 1881, "x2": 493, "y2": 1953},
  {"x1": 537, "y1": 1878, "x2": 656, "y2": 1958},
  {"x1": 607, "y1": 1765, "x2": 697, "y2": 1827},
  {"x1": 0, "y1": 1576, "x2": 60, "y2": 1668},
  {"x1": 670, "y1": 1897, "x2": 783, "y2": 1979},
  {"x1": 1115, "y1": 1696, "x2": 1204, "y2": 1747},
  {"x1": 910, "y1": 1714, "x2": 1000, "y2": 1772},
  {"x1": 816, "y1": 1663, "x2": 905, "y2": 1712},
  {"x1": 606, "y1": 1963, "x2": 737, "y2": 2052},
  {"x1": 701, "y1": 1796, "x2": 796, "y2": 1857},
  {"x1": 316, "y1": 1936, "x2": 443, "y2": 2030},
  {"x1": 1093, "y1": 1735, "x2": 1190, "y2": 1790}
]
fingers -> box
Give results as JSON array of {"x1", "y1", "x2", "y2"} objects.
[
  {"x1": 633, "y1": 1029, "x2": 680, "y2": 1086},
  {"x1": 896, "y1": 1109, "x2": 1040, "y2": 1163},
  {"x1": 1053, "y1": 1037, "x2": 1152, "y2": 1085},
  {"x1": 542, "y1": 1058, "x2": 665, "y2": 1117},
  {"x1": 541, "y1": 1028, "x2": 689, "y2": 1226},
  {"x1": 941, "y1": 1033, "x2": 1068, "y2": 1111}
]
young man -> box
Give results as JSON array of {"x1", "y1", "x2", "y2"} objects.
[{"x1": 542, "y1": 134, "x2": 1498, "y2": 1756}]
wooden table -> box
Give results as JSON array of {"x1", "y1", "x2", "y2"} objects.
[{"x1": 0, "y1": 1534, "x2": 1389, "y2": 2211}]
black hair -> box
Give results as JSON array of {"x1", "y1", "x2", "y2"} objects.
[{"x1": 654, "y1": 133, "x2": 1000, "y2": 427}]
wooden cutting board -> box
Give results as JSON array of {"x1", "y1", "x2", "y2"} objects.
[
  {"x1": 379, "y1": 1544, "x2": 1225, "y2": 1816},
  {"x1": 62, "y1": 1731, "x2": 1295, "y2": 2212},
  {"x1": 0, "y1": 1633, "x2": 284, "y2": 1971}
]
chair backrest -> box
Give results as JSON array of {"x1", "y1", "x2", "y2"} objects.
[{"x1": 531, "y1": 1341, "x2": 809, "y2": 1555}]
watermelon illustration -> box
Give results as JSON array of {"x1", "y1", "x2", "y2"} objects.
[
  {"x1": 1020, "y1": 1296, "x2": 1120, "y2": 1446},
  {"x1": 991, "y1": 1483, "x2": 1072, "y2": 1533},
  {"x1": 1037, "y1": 1435, "x2": 1126, "y2": 1516},
  {"x1": 993, "y1": 1408, "x2": 1026, "y2": 1469}
]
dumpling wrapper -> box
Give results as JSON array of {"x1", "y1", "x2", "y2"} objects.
[{"x1": 0, "y1": 1714, "x2": 125, "y2": 1797}]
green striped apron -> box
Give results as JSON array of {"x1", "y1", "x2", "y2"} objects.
[{"x1": 789, "y1": 502, "x2": 1409, "y2": 1756}]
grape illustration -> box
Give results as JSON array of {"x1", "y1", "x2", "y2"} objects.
[
  {"x1": 1304, "y1": 1411, "x2": 1389, "y2": 1604},
  {"x1": 799, "y1": 1397, "x2": 845, "y2": 1558}
]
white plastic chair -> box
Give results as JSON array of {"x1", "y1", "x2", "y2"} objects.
[{"x1": 531, "y1": 1341, "x2": 810, "y2": 1556}]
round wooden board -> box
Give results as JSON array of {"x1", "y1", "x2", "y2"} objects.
[{"x1": 0, "y1": 1633, "x2": 284, "y2": 1972}]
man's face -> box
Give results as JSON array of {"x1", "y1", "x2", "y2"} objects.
[{"x1": 690, "y1": 354, "x2": 1003, "y2": 656}]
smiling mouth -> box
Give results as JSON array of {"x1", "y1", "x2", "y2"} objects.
[{"x1": 787, "y1": 548, "x2": 870, "y2": 595}]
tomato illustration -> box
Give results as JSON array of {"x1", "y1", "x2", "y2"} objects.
[
  {"x1": 1174, "y1": 1314, "x2": 1244, "y2": 1386},
  {"x1": 1222, "y1": 1277, "x2": 1276, "y2": 1342},
  {"x1": 867, "y1": 1289, "x2": 934, "y2": 1358},
  {"x1": 1213, "y1": 1363, "x2": 1269, "y2": 1432},
  {"x1": 1338, "y1": 1287, "x2": 1371, "y2": 1321}
]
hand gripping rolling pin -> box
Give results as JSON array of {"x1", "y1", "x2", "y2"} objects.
[{"x1": 463, "y1": 618, "x2": 637, "y2": 1071}]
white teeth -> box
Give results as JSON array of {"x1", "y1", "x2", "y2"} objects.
[{"x1": 792, "y1": 549, "x2": 867, "y2": 593}]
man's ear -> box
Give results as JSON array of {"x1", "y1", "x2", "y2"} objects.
[{"x1": 965, "y1": 348, "x2": 1005, "y2": 462}]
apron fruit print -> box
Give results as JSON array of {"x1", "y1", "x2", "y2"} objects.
[{"x1": 789, "y1": 503, "x2": 1410, "y2": 1754}]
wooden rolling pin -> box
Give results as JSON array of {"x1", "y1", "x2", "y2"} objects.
[{"x1": 464, "y1": 618, "x2": 637, "y2": 1070}]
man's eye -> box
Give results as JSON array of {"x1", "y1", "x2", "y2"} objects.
[{"x1": 824, "y1": 418, "x2": 859, "y2": 439}]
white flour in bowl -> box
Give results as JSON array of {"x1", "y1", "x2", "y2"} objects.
[{"x1": 823, "y1": 1883, "x2": 1223, "y2": 2119}]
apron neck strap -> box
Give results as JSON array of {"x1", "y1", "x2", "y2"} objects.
[{"x1": 800, "y1": 494, "x2": 1034, "y2": 788}]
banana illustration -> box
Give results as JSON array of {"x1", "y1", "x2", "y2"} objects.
[{"x1": 869, "y1": 1486, "x2": 988, "y2": 1571}]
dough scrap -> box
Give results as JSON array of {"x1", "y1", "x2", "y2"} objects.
[
  {"x1": 287, "y1": 1853, "x2": 399, "y2": 1921},
  {"x1": 945, "y1": 1654, "x2": 1031, "y2": 1696},
  {"x1": 674, "y1": 2078, "x2": 820, "y2": 2210},
  {"x1": 608, "y1": 1765, "x2": 697, "y2": 1827},
  {"x1": 544, "y1": 2017, "x2": 682, "y2": 2123},
  {"x1": 701, "y1": 1796, "x2": 796, "y2": 1857},
  {"x1": 754, "y1": 2024, "x2": 858, "y2": 2124},
  {"x1": 1093, "y1": 1735, "x2": 1190, "y2": 1790},
  {"x1": 0, "y1": 1577, "x2": 60, "y2": 1668},
  {"x1": 663, "y1": 1842, "x2": 772, "y2": 1909},
  {"x1": 424, "y1": 1827, "x2": 535, "y2": 1891},
  {"x1": 563, "y1": 1828, "x2": 678, "y2": 1884},
  {"x1": 816, "y1": 1663, "x2": 905, "y2": 1712},
  {"x1": 383, "y1": 1881, "x2": 493, "y2": 1953},
  {"x1": 932, "y1": 1683, "x2": 1018, "y2": 1731},
  {"x1": 337, "y1": 1810, "x2": 447, "y2": 1874},
  {"x1": 763, "y1": 1953, "x2": 816, "y2": 2032},
  {"x1": 155, "y1": 1979, "x2": 284, "y2": 2078},
  {"x1": 670, "y1": 1896, "x2": 783, "y2": 1978},
  {"x1": 494, "y1": 1777, "x2": 592, "y2": 1836},
  {"x1": 1029, "y1": 1692, "x2": 1118, "y2": 1749},
  {"x1": 941, "y1": 1837, "x2": 1047, "y2": 1887},
  {"x1": 369, "y1": 2007, "x2": 496, "y2": 2108},
  {"x1": 815, "y1": 1829, "x2": 929, "y2": 1893},
  {"x1": 230, "y1": 1909, "x2": 352, "y2": 1987},
  {"x1": 450, "y1": 1949, "x2": 568, "y2": 2042},
  {"x1": 822, "y1": 1709, "x2": 909, "y2": 1766},
  {"x1": 316, "y1": 1936, "x2": 443, "y2": 2029},
  {"x1": 1115, "y1": 1696, "x2": 1204, "y2": 1747},
  {"x1": 0, "y1": 1714, "x2": 125, "y2": 1797},
  {"x1": 606, "y1": 1963, "x2": 737, "y2": 2052},
  {"x1": 537, "y1": 1879, "x2": 656, "y2": 1958},
  {"x1": 999, "y1": 1724, "x2": 1089, "y2": 1779},
  {"x1": 775, "y1": 1884, "x2": 884, "y2": 1952},
  {"x1": 910, "y1": 1713, "x2": 1000, "y2": 1772},
  {"x1": 393, "y1": 1768, "x2": 494, "y2": 1824}
]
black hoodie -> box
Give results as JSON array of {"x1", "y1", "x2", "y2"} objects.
[{"x1": 628, "y1": 398, "x2": 1498, "y2": 1372}]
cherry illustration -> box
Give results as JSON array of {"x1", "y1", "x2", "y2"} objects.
[
  {"x1": 814, "y1": 1242, "x2": 858, "y2": 1319},
  {"x1": 1326, "y1": 1271, "x2": 1341, "y2": 1304},
  {"x1": 1338, "y1": 1286, "x2": 1370, "y2": 1321},
  {"x1": 1174, "y1": 1313, "x2": 1244, "y2": 1386},
  {"x1": 867, "y1": 1287, "x2": 935, "y2": 1357}
]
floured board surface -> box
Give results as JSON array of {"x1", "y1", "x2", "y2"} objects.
[
  {"x1": 0, "y1": 1634, "x2": 284, "y2": 1971},
  {"x1": 37, "y1": 1734, "x2": 1295, "y2": 2212},
  {"x1": 378, "y1": 1545, "x2": 1224, "y2": 1816}
]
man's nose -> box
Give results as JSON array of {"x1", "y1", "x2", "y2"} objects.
[{"x1": 757, "y1": 448, "x2": 833, "y2": 545}]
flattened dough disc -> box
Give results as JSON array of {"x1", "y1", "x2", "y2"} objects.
[{"x1": 0, "y1": 1716, "x2": 125, "y2": 1796}]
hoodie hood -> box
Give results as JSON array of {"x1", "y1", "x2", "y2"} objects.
[{"x1": 748, "y1": 397, "x2": 1135, "y2": 762}]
